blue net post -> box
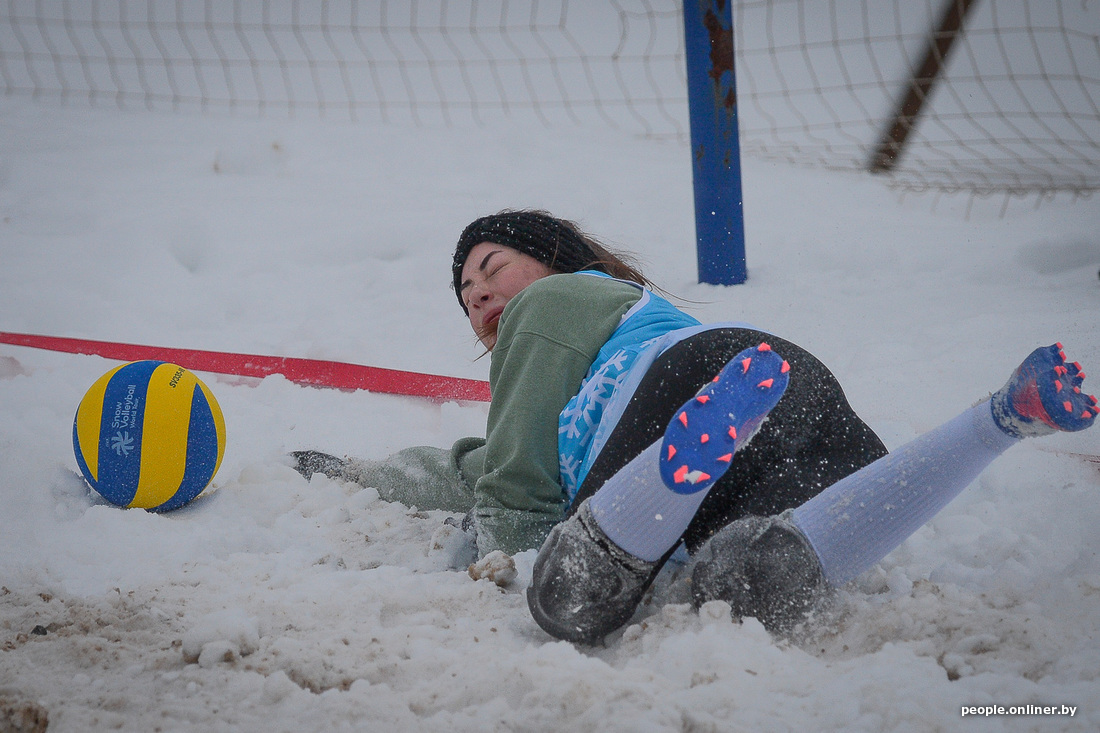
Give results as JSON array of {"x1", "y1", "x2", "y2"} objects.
[{"x1": 683, "y1": 0, "x2": 746, "y2": 285}]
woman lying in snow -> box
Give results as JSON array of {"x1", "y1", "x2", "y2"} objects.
[{"x1": 294, "y1": 210, "x2": 1097, "y2": 645}]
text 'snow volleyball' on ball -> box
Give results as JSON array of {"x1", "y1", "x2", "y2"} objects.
[{"x1": 73, "y1": 360, "x2": 226, "y2": 511}]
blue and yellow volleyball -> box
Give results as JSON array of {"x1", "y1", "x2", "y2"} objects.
[{"x1": 73, "y1": 360, "x2": 226, "y2": 511}]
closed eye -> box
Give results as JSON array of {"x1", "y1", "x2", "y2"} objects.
[{"x1": 460, "y1": 249, "x2": 506, "y2": 297}]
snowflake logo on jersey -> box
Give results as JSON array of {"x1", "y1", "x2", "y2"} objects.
[{"x1": 111, "y1": 431, "x2": 135, "y2": 457}]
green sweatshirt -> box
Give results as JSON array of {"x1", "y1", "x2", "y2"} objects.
[{"x1": 345, "y1": 273, "x2": 642, "y2": 556}]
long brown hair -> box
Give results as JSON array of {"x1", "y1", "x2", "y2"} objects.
[{"x1": 565, "y1": 220, "x2": 655, "y2": 290}]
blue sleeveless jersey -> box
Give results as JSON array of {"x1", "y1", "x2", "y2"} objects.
[{"x1": 557, "y1": 272, "x2": 701, "y2": 500}]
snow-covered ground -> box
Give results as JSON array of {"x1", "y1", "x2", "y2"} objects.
[{"x1": 1, "y1": 95, "x2": 1098, "y2": 732}]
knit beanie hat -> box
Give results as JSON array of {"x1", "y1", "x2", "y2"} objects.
[{"x1": 451, "y1": 211, "x2": 600, "y2": 313}]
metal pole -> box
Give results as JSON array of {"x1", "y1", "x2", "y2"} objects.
[{"x1": 683, "y1": 0, "x2": 746, "y2": 285}]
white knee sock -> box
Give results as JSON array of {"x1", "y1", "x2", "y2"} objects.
[
  {"x1": 791, "y1": 401, "x2": 1019, "y2": 586},
  {"x1": 588, "y1": 441, "x2": 709, "y2": 562}
]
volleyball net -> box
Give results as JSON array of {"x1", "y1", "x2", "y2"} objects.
[{"x1": 1, "y1": 0, "x2": 1097, "y2": 198}]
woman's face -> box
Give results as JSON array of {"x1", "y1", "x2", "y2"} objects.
[{"x1": 459, "y1": 241, "x2": 555, "y2": 350}]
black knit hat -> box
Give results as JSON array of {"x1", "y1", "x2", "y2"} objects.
[{"x1": 451, "y1": 211, "x2": 600, "y2": 313}]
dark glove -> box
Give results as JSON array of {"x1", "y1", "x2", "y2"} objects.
[
  {"x1": 444, "y1": 511, "x2": 477, "y2": 537},
  {"x1": 433, "y1": 512, "x2": 478, "y2": 569},
  {"x1": 290, "y1": 451, "x2": 348, "y2": 481}
]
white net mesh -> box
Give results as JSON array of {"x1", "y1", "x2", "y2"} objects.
[{"x1": 2, "y1": 0, "x2": 1097, "y2": 196}]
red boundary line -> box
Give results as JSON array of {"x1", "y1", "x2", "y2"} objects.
[{"x1": 0, "y1": 331, "x2": 491, "y2": 403}]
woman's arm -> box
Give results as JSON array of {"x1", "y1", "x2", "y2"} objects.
[
  {"x1": 344, "y1": 437, "x2": 486, "y2": 513},
  {"x1": 471, "y1": 274, "x2": 641, "y2": 556},
  {"x1": 294, "y1": 436, "x2": 486, "y2": 513}
]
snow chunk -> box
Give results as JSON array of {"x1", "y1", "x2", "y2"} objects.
[
  {"x1": 181, "y1": 608, "x2": 261, "y2": 664},
  {"x1": 468, "y1": 550, "x2": 518, "y2": 587}
]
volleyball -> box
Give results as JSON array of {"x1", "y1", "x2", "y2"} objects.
[{"x1": 73, "y1": 360, "x2": 226, "y2": 511}]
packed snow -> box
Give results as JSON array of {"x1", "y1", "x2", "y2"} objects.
[{"x1": 1, "y1": 93, "x2": 1098, "y2": 732}]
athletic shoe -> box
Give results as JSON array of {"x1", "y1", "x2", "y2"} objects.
[
  {"x1": 527, "y1": 499, "x2": 662, "y2": 644},
  {"x1": 659, "y1": 342, "x2": 790, "y2": 493},
  {"x1": 991, "y1": 344, "x2": 1098, "y2": 438},
  {"x1": 691, "y1": 512, "x2": 827, "y2": 633}
]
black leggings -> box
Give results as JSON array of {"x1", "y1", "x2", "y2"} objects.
[{"x1": 570, "y1": 328, "x2": 888, "y2": 553}]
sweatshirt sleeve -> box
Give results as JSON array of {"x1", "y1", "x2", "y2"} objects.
[
  {"x1": 471, "y1": 273, "x2": 641, "y2": 557},
  {"x1": 343, "y1": 436, "x2": 486, "y2": 513}
]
